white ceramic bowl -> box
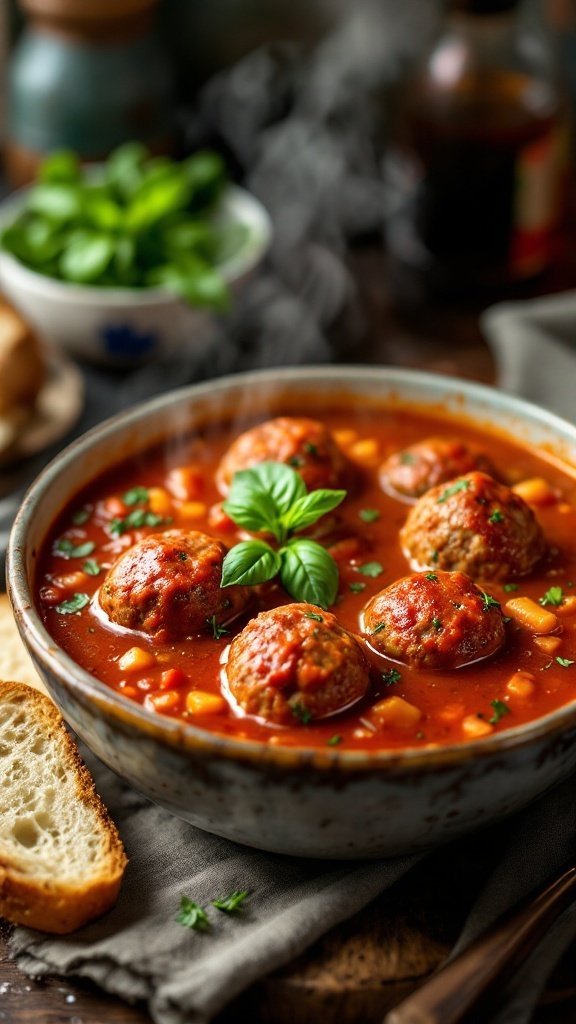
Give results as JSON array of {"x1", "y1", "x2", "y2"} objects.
[
  {"x1": 8, "y1": 367, "x2": 576, "y2": 858},
  {"x1": 0, "y1": 184, "x2": 272, "y2": 365}
]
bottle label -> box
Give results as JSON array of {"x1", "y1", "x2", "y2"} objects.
[{"x1": 510, "y1": 123, "x2": 566, "y2": 277}]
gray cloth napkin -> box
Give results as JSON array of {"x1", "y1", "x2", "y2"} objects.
[{"x1": 10, "y1": 751, "x2": 576, "y2": 1024}]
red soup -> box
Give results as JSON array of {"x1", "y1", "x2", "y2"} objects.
[{"x1": 36, "y1": 405, "x2": 576, "y2": 751}]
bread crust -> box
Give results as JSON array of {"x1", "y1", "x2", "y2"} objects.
[{"x1": 0, "y1": 681, "x2": 127, "y2": 934}]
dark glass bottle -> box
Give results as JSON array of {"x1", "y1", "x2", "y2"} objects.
[{"x1": 384, "y1": 0, "x2": 566, "y2": 303}]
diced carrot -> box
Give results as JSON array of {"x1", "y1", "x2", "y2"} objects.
[
  {"x1": 178, "y1": 501, "x2": 207, "y2": 521},
  {"x1": 186, "y1": 690, "x2": 227, "y2": 716},
  {"x1": 100, "y1": 495, "x2": 126, "y2": 519},
  {"x1": 507, "y1": 672, "x2": 535, "y2": 699},
  {"x1": 372, "y1": 696, "x2": 421, "y2": 729},
  {"x1": 333, "y1": 429, "x2": 358, "y2": 448},
  {"x1": 53, "y1": 571, "x2": 89, "y2": 592},
  {"x1": 118, "y1": 684, "x2": 139, "y2": 700},
  {"x1": 438, "y1": 703, "x2": 465, "y2": 724},
  {"x1": 462, "y1": 715, "x2": 493, "y2": 738},
  {"x1": 512, "y1": 478, "x2": 556, "y2": 506},
  {"x1": 534, "y1": 636, "x2": 562, "y2": 654},
  {"x1": 160, "y1": 668, "x2": 188, "y2": 690},
  {"x1": 147, "y1": 691, "x2": 180, "y2": 712},
  {"x1": 557, "y1": 595, "x2": 576, "y2": 617},
  {"x1": 166, "y1": 466, "x2": 204, "y2": 501},
  {"x1": 118, "y1": 646, "x2": 156, "y2": 673},
  {"x1": 147, "y1": 486, "x2": 173, "y2": 517},
  {"x1": 349, "y1": 438, "x2": 379, "y2": 464},
  {"x1": 504, "y1": 597, "x2": 559, "y2": 634}
]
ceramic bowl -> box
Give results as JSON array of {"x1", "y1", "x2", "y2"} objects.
[
  {"x1": 0, "y1": 184, "x2": 271, "y2": 365},
  {"x1": 7, "y1": 367, "x2": 576, "y2": 858}
]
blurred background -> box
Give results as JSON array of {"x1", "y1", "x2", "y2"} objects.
[{"x1": 0, "y1": 0, "x2": 574, "y2": 529}]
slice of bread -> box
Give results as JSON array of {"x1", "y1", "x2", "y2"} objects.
[
  {"x1": 0, "y1": 681, "x2": 127, "y2": 933},
  {"x1": 0, "y1": 299, "x2": 45, "y2": 417}
]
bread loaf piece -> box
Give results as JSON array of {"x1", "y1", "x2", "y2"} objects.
[
  {"x1": 0, "y1": 299, "x2": 45, "y2": 416},
  {"x1": 0, "y1": 681, "x2": 127, "y2": 933}
]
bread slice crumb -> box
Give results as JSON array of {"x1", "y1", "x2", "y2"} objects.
[{"x1": 0, "y1": 681, "x2": 127, "y2": 933}]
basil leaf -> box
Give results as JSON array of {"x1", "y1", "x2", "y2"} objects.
[
  {"x1": 184, "y1": 151, "x2": 227, "y2": 210},
  {"x1": 106, "y1": 141, "x2": 148, "y2": 200},
  {"x1": 221, "y1": 540, "x2": 281, "y2": 587},
  {"x1": 223, "y1": 486, "x2": 278, "y2": 536},
  {"x1": 280, "y1": 539, "x2": 339, "y2": 609},
  {"x1": 55, "y1": 592, "x2": 90, "y2": 615},
  {"x1": 83, "y1": 191, "x2": 123, "y2": 232},
  {"x1": 163, "y1": 220, "x2": 216, "y2": 261},
  {"x1": 238, "y1": 463, "x2": 306, "y2": 517},
  {"x1": 55, "y1": 539, "x2": 95, "y2": 559},
  {"x1": 38, "y1": 150, "x2": 81, "y2": 184},
  {"x1": 28, "y1": 184, "x2": 81, "y2": 223},
  {"x1": 125, "y1": 171, "x2": 190, "y2": 233},
  {"x1": 283, "y1": 489, "x2": 346, "y2": 533},
  {"x1": 60, "y1": 232, "x2": 115, "y2": 283}
]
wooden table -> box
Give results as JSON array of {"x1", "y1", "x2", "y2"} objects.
[{"x1": 1, "y1": 244, "x2": 575, "y2": 1024}]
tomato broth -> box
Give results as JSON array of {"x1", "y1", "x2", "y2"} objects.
[{"x1": 36, "y1": 405, "x2": 576, "y2": 751}]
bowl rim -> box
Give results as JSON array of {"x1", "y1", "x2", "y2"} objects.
[
  {"x1": 8, "y1": 364, "x2": 576, "y2": 773},
  {"x1": 0, "y1": 182, "x2": 272, "y2": 305}
]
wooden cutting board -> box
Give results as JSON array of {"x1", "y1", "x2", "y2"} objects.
[{"x1": 0, "y1": 594, "x2": 574, "y2": 1023}]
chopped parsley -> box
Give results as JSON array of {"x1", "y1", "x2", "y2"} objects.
[
  {"x1": 425, "y1": 572, "x2": 438, "y2": 581},
  {"x1": 539, "y1": 586, "x2": 564, "y2": 608},
  {"x1": 503, "y1": 583, "x2": 519, "y2": 593},
  {"x1": 556, "y1": 656, "x2": 574, "y2": 668},
  {"x1": 303, "y1": 442, "x2": 318, "y2": 457},
  {"x1": 83, "y1": 559, "x2": 101, "y2": 576},
  {"x1": 123, "y1": 486, "x2": 149, "y2": 506},
  {"x1": 207, "y1": 616, "x2": 228, "y2": 640},
  {"x1": 176, "y1": 896, "x2": 210, "y2": 931},
  {"x1": 357, "y1": 561, "x2": 383, "y2": 578},
  {"x1": 437, "y1": 479, "x2": 470, "y2": 503},
  {"x1": 55, "y1": 592, "x2": 90, "y2": 615},
  {"x1": 178, "y1": 551, "x2": 188, "y2": 561},
  {"x1": 489, "y1": 699, "x2": 510, "y2": 725},
  {"x1": 481, "y1": 591, "x2": 500, "y2": 611},
  {"x1": 382, "y1": 668, "x2": 401, "y2": 686},
  {"x1": 349, "y1": 581, "x2": 366, "y2": 594},
  {"x1": 432, "y1": 617, "x2": 443, "y2": 631},
  {"x1": 370, "y1": 622, "x2": 386, "y2": 635},
  {"x1": 55, "y1": 538, "x2": 95, "y2": 559},
  {"x1": 304, "y1": 612, "x2": 324, "y2": 622},
  {"x1": 212, "y1": 890, "x2": 249, "y2": 914},
  {"x1": 109, "y1": 510, "x2": 166, "y2": 535},
  {"x1": 359, "y1": 509, "x2": 380, "y2": 523},
  {"x1": 488, "y1": 509, "x2": 504, "y2": 524},
  {"x1": 399, "y1": 451, "x2": 416, "y2": 465},
  {"x1": 71, "y1": 508, "x2": 90, "y2": 526},
  {"x1": 291, "y1": 703, "x2": 312, "y2": 725},
  {"x1": 430, "y1": 550, "x2": 439, "y2": 564},
  {"x1": 327, "y1": 734, "x2": 342, "y2": 746}
]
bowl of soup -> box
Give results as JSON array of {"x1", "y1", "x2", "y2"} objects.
[{"x1": 7, "y1": 367, "x2": 576, "y2": 857}]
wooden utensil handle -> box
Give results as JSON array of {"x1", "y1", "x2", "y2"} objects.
[{"x1": 384, "y1": 864, "x2": 576, "y2": 1024}]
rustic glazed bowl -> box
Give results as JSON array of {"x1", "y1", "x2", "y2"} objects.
[
  {"x1": 0, "y1": 183, "x2": 271, "y2": 365},
  {"x1": 8, "y1": 367, "x2": 576, "y2": 858}
]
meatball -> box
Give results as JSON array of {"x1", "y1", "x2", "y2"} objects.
[
  {"x1": 99, "y1": 529, "x2": 249, "y2": 639},
  {"x1": 226, "y1": 603, "x2": 370, "y2": 725},
  {"x1": 217, "y1": 417, "x2": 350, "y2": 494},
  {"x1": 380, "y1": 437, "x2": 495, "y2": 502},
  {"x1": 400, "y1": 471, "x2": 545, "y2": 580},
  {"x1": 363, "y1": 571, "x2": 505, "y2": 670}
]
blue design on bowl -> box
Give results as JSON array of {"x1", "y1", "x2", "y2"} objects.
[{"x1": 101, "y1": 323, "x2": 158, "y2": 359}]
